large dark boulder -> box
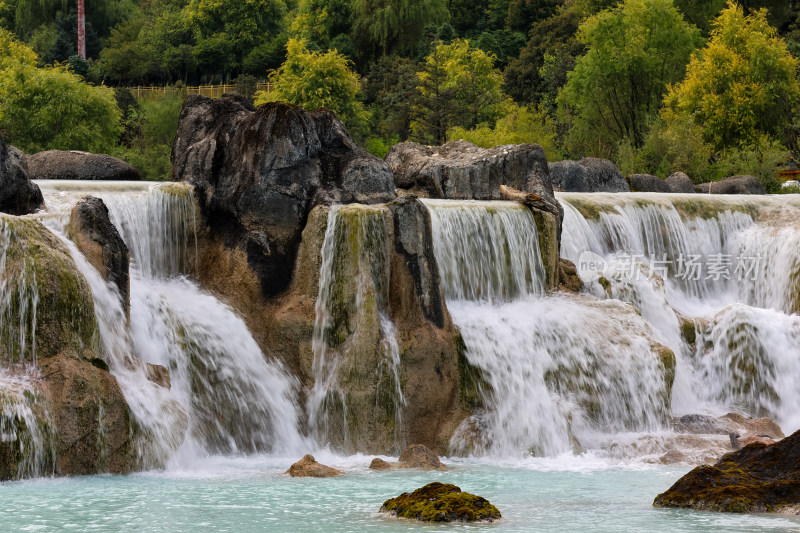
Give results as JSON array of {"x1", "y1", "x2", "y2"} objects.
[
  {"x1": 653, "y1": 429, "x2": 800, "y2": 513},
  {"x1": 665, "y1": 172, "x2": 696, "y2": 193},
  {"x1": 171, "y1": 95, "x2": 396, "y2": 296},
  {"x1": 549, "y1": 158, "x2": 630, "y2": 193},
  {"x1": 385, "y1": 140, "x2": 555, "y2": 206},
  {"x1": 25, "y1": 150, "x2": 140, "y2": 181},
  {"x1": 68, "y1": 196, "x2": 130, "y2": 314},
  {"x1": 0, "y1": 136, "x2": 43, "y2": 215},
  {"x1": 629, "y1": 174, "x2": 672, "y2": 193},
  {"x1": 697, "y1": 175, "x2": 766, "y2": 195}
]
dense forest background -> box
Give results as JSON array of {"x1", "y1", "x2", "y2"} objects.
[{"x1": 1, "y1": 0, "x2": 800, "y2": 190}]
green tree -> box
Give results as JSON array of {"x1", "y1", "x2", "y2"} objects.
[
  {"x1": 254, "y1": 38, "x2": 368, "y2": 132},
  {"x1": 663, "y1": 3, "x2": 800, "y2": 153},
  {"x1": 365, "y1": 55, "x2": 419, "y2": 141},
  {"x1": 290, "y1": 0, "x2": 351, "y2": 49},
  {"x1": 352, "y1": 0, "x2": 449, "y2": 56},
  {"x1": 448, "y1": 104, "x2": 562, "y2": 160},
  {"x1": 0, "y1": 30, "x2": 121, "y2": 153},
  {"x1": 558, "y1": 0, "x2": 702, "y2": 155},
  {"x1": 411, "y1": 39, "x2": 508, "y2": 144}
]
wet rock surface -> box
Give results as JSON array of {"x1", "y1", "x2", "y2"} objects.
[
  {"x1": 172, "y1": 95, "x2": 395, "y2": 297},
  {"x1": 549, "y1": 158, "x2": 630, "y2": 193},
  {"x1": 380, "y1": 482, "x2": 501, "y2": 522},
  {"x1": 654, "y1": 429, "x2": 799, "y2": 514},
  {"x1": 286, "y1": 454, "x2": 342, "y2": 477},
  {"x1": 0, "y1": 136, "x2": 43, "y2": 215}
]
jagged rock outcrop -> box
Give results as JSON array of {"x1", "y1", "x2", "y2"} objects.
[
  {"x1": 68, "y1": 196, "x2": 130, "y2": 313},
  {"x1": 285, "y1": 454, "x2": 342, "y2": 477},
  {"x1": 0, "y1": 136, "x2": 43, "y2": 215},
  {"x1": 25, "y1": 150, "x2": 140, "y2": 181},
  {"x1": 172, "y1": 95, "x2": 395, "y2": 297},
  {"x1": 385, "y1": 140, "x2": 555, "y2": 205},
  {"x1": 0, "y1": 216, "x2": 138, "y2": 479},
  {"x1": 549, "y1": 158, "x2": 630, "y2": 193},
  {"x1": 629, "y1": 174, "x2": 672, "y2": 193},
  {"x1": 381, "y1": 482, "x2": 501, "y2": 522},
  {"x1": 697, "y1": 175, "x2": 766, "y2": 195},
  {"x1": 666, "y1": 172, "x2": 696, "y2": 193},
  {"x1": 654, "y1": 429, "x2": 799, "y2": 514}
]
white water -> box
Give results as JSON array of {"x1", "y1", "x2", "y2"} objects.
[
  {"x1": 0, "y1": 368, "x2": 53, "y2": 479},
  {"x1": 559, "y1": 192, "x2": 800, "y2": 436},
  {"x1": 0, "y1": 217, "x2": 39, "y2": 364},
  {"x1": 34, "y1": 181, "x2": 306, "y2": 468},
  {"x1": 425, "y1": 200, "x2": 675, "y2": 458},
  {"x1": 308, "y1": 205, "x2": 406, "y2": 452}
]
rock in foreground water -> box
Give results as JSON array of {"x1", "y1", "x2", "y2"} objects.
[
  {"x1": 653, "y1": 429, "x2": 800, "y2": 514},
  {"x1": 381, "y1": 482, "x2": 501, "y2": 522},
  {"x1": 286, "y1": 454, "x2": 342, "y2": 477}
]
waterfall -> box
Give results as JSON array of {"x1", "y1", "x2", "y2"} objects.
[
  {"x1": 308, "y1": 205, "x2": 406, "y2": 452},
  {"x1": 0, "y1": 218, "x2": 39, "y2": 364},
  {"x1": 36, "y1": 181, "x2": 306, "y2": 466},
  {"x1": 559, "y1": 192, "x2": 800, "y2": 435},
  {"x1": 424, "y1": 200, "x2": 673, "y2": 457}
]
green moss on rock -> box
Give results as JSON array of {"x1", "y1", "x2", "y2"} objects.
[
  {"x1": 654, "y1": 428, "x2": 800, "y2": 513},
  {"x1": 380, "y1": 482, "x2": 501, "y2": 522}
]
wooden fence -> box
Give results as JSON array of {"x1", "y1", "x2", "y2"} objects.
[{"x1": 128, "y1": 83, "x2": 273, "y2": 99}]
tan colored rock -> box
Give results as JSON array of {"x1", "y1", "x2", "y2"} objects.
[
  {"x1": 720, "y1": 413, "x2": 784, "y2": 440},
  {"x1": 369, "y1": 458, "x2": 393, "y2": 470},
  {"x1": 558, "y1": 258, "x2": 582, "y2": 292},
  {"x1": 398, "y1": 444, "x2": 447, "y2": 470},
  {"x1": 286, "y1": 454, "x2": 342, "y2": 477},
  {"x1": 145, "y1": 363, "x2": 171, "y2": 389}
]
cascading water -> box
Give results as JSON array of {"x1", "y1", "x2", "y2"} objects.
[
  {"x1": 308, "y1": 205, "x2": 406, "y2": 452},
  {"x1": 35, "y1": 180, "x2": 306, "y2": 466},
  {"x1": 425, "y1": 200, "x2": 674, "y2": 458},
  {"x1": 0, "y1": 218, "x2": 38, "y2": 364},
  {"x1": 559, "y1": 192, "x2": 800, "y2": 436}
]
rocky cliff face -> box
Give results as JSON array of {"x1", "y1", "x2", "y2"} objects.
[
  {"x1": 0, "y1": 135, "x2": 43, "y2": 216},
  {"x1": 172, "y1": 95, "x2": 396, "y2": 297}
]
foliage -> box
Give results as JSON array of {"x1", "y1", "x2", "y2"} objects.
[
  {"x1": 365, "y1": 55, "x2": 418, "y2": 141},
  {"x1": 558, "y1": 0, "x2": 702, "y2": 156},
  {"x1": 352, "y1": 0, "x2": 449, "y2": 56},
  {"x1": 254, "y1": 38, "x2": 368, "y2": 133},
  {"x1": 0, "y1": 32, "x2": 121, "y2": 153},
  {"x1": 116, "y1": 90, "x2": 183, "y2": 180},
  {"x1": 290, "y1": 0, "x2": 351, "y2": 49},
  {"x1": 447, "y1": 104, "x2": 562, "y2": 160},
  {"x1": 663, "y1": 4, "x2": 800, "y2": 155},
  {"x1": 411, "y1": 39, "x2": 507, "y2": 144}
]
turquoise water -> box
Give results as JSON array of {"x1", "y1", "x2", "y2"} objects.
[{"x1": 2, "y1": 455, "x2": 799, "y2": 532}]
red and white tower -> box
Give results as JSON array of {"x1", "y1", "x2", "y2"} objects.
[{"x1": 77, "y1": 0, "x2": 86, "y2": 59}]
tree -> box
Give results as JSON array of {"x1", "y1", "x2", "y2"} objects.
[
  {"x1": 663, "y1": 3, "x2": 800, "y2": 153},
  {"x1": 365, "y1": 55, "x2": 419, "y2": 141},
  {"x1": 290, "y1": 0, "x2": 351, "y2": 50},
  {"x1": 411, "y1": 39, "x2": 508, "y2": 144},
  {"x1": 558, "y1": 0, "x2": 702, "y2": 155},
  {"x1": 0, "y1": 29, "x2": 121, "y2": 153},
  {"x1": 254, "y1": 38, "x2": 368, "y2": 133},
  {"x1": 351, "y1": 0, "x2": 449, "y2": 56}
]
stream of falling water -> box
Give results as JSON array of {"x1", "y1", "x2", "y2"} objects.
[
  {"x1": 34, "y1": 181, "x2": 306, "y2": 467},
  {"x1": 307, "y1": 205, "x2": 406, "y2": 453},
  {"x1": 558, "y1": 192, "x2": 800, "y2": 436}
]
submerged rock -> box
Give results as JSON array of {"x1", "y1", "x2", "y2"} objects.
[
  {"x1": 386, "y1": 140, "x2": 555, "y2": 206},
  {"x1": 398, "y1": 444, "x2": 447, "y2": 469},
  {"x1": 285, "y1": 454, "x2": 343, "y2": 477},
  {"x1": 696, "y1": 175, "x2": 765, "y2": 195},
  {"x1": 653, "y1": 429, "x2": 800, "y2": 514},
  {"x1": 629, "y1": 174, "x2": 672, "y2": 193},
  {"x1": 369, "y1": 458, "x2": 392, "y2": 470},
  {"x1": 665, "y1": 172, "x2": 696, "y2": 193},
  {"x1": 25, "y1": 150, "x2": 140, "y2": 181},
  {"x1": 172, "y1": 95, "x2": 395, "y2": 297},
  {"x1": 380, "y1": 482, "x2": 501, "y2": 522},
  {"x1": 550, "y1": 158, "x2": 630, "y2": 193},
  {"x1": 68, "y1": 196, "x2": 130, "y2": 314},
  {"x1": 0, "y1": 136, "x2": 43, "y2": 215}
]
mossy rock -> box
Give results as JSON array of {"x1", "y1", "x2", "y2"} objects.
[
  {"x1": 654, "y1": 428, "x2": 800, "y2": 513},
  {"x1": 380, "y1": 482, "x2": 501, "y2": 522},
  {"x1": 0, "y1": 215, "x2": 97, "y2": 364}
]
